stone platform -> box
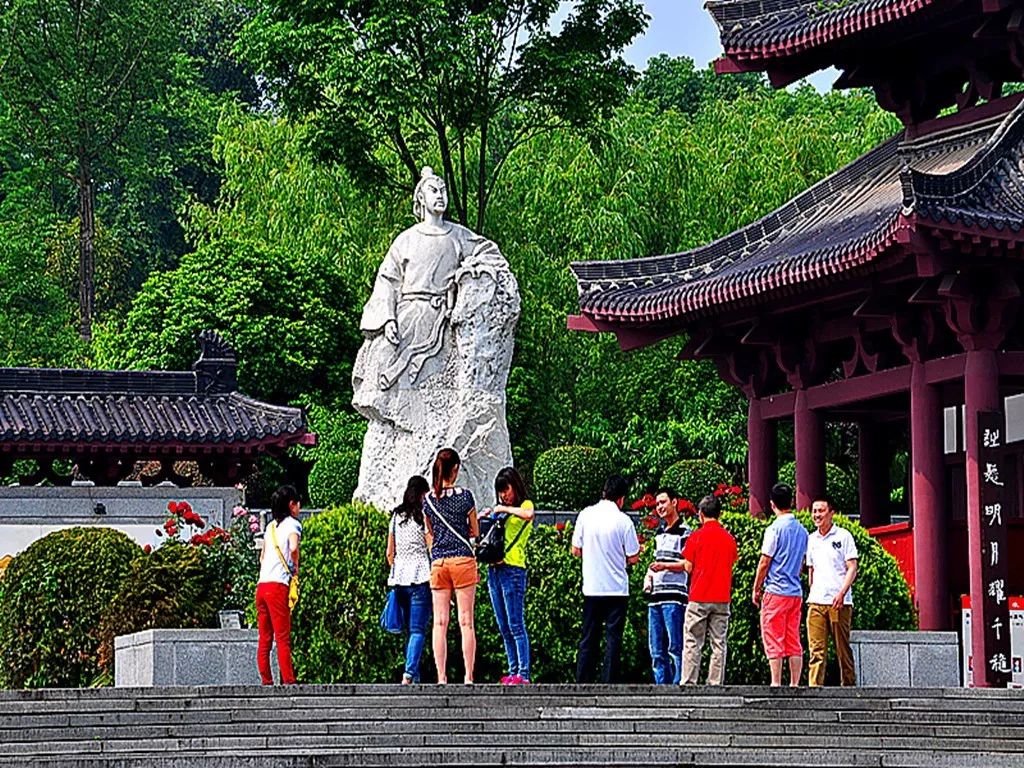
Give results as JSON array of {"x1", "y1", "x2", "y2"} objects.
[
  {"x1": 2, "y1": 685, "x2": 1024, "y2": 766},
  {"x1": 115, "y1": 629, "x2": 278, "y2": 687}
]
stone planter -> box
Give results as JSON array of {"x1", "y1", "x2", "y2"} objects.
[
  {"x1": 115, "y1": 629, "x2": 278, "y2": 687},
  {"x1": 851, "y1": 630, "x2": 960, "y2": 687}
]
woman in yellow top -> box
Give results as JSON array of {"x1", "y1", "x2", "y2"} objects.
[{"x1": 485, "y1": 467, "x2": 535, "y2": 684}]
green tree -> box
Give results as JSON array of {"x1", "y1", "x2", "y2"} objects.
[
  {"x1": 0, "y1": 0, "x2": 199, "y2": 340},
  {"x1": 240, "y1": 0, "x2": 648, "y2": 231},
  {"x1": 632, "y1": 55, "x2": 766, "y2": 115},
  {"x1": 94, "y1": 113, "x2": 377, "y2": 409}
]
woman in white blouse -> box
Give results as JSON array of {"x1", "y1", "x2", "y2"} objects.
[{"x1": 386, "y1": 475, "x2": 432, "y2": 683}]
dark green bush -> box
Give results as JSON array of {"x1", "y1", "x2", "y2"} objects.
[
  {"x1": 291, "y1": 502, "x2": 405, "y2": 683},
  {"x1": 96, "y1": 540, "x2": 218, "y2": 673},
  {"x1": 532, "y1": 445, "x2": 614, "y2": 510},
  {"x1": 778, "y1": 460, "x2": 858, "y2": 515},
  {"x1": 660, "y1": 458, "x2": 732, "y2": 503},
  {"x1": 287, "y1": 504, "x2": 913, "y2": 685},
  {"x1": 96, "y1": 504, "x2": 260, "y2": 673},
  {"x1": 715, "y1": 510, "x2": 915, "y2": 685},
  {"x1": 0, "y1": 527, "x2": 138, "y2": 688},
  {"x1": 290, "y1": 502, "x2": 654, "y2": 684},
  {"x1": 308, "y1": 450, "x2": 360, "y2": 508}
]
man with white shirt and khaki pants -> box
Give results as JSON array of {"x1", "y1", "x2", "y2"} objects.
[{"x1": 805, "y1": 495, "x2": 859, "y2": 686}]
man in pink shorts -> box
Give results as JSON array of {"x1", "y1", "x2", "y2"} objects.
[{"x1": 752, "y1": 483, "x2": 809, "y2": 686}]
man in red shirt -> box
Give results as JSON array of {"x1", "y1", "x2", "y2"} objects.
[{"x1": 680, "y1": 494, "x2": 738, "y2": 685}]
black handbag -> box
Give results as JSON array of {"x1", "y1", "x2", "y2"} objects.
[{"x1": 476, "y1": 513, "x2": 530, "y2": 565}]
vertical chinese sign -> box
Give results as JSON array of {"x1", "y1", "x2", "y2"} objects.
[{"x1": 979, "y1": 411, "x2": 1012, "y2": 687}]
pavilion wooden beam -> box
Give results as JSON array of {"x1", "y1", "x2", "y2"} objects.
[{"x1": 755, "y1": 351, "x2": 1024, "y2": 421}]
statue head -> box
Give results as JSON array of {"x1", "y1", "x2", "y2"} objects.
[{"x1": 413, "y1": 167, "x2": 448, "y2": 220}]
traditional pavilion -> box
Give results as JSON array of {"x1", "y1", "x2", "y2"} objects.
[
  {"x1": 569, "y1": 0, "x2": 1024, "y2": 683},
  {"x1": 0, "y1": 331, "x2": 313, "y2": 486}
]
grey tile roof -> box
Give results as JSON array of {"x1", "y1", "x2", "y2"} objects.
[
  {"x1": 706, "y1": 0, "x2": 933, "y2": 58},
  {"x1": 571, "y1": 98, "x2": 1024, "y2": 326},
  {"x1": 0, "y1": 333, "x2": 307, "y2": 451}
]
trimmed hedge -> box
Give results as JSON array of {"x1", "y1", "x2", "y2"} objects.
[
  {"x1": 292, "y1": 503, "x2": 653, "y2": 683},
  {"x1": 308, "y1": 450, "x2": 360, "y2": 508},
  {"x1": 0, "y1": 527, "x2": 139, "y2": 688},
  {"x1": 292, "y1": 503, "x2": 913, "y2": 684},
  {"x1": 778, "y1": 460, "x2": 858, "y2": 515},
  {"x1": 660, "y1": 458, "x2": 731, "y2": 504},
  {"x1": 291, "y1": 502, "x2": 405, "y2": 683},
  {"x1": 532, "y1": 445, "x2": 614, "y2": 510}
]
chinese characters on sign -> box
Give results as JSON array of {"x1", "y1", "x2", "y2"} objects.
[{"x1": 979, "y1": 411, "x2": 1012, "y2": 687}]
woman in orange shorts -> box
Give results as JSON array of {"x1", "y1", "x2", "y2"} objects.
[{"x1": 423, "y1": 448, "x2": 479, "y2": 684}]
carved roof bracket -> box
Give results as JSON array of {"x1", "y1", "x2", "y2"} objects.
[
  {"x1": 842, "y1": 324, "x2": 882, "y2": 378},
  {"x1": 775, "y1": 335, "x2": 820, "y2": 390},
  {"x1": 714, "y1": 349, "x2": 773, "y2": 399},
  {"x1": 892, "y1": 309, "x2": 937, "y2": 364},
  {"x1": 940, "y1": 269, "x2": 1021, "y2": 351}
]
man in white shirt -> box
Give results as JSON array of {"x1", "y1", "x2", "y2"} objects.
[
  {"x1": 572, "y1": 474, "x2": 641, "y2": 683},
  {"x1": 805, "y1": 495, "x2": 859, "y2": 686}
]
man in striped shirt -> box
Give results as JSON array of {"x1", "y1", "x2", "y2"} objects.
[{"x1": 643, "y1": 488, "x2": 692, "y2": 685}]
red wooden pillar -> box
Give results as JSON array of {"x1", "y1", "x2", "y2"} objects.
[
  {"x1": 858, "y1": 421, "x2": 888, "y2": 527},
  {"x1": 748, "y1": 397, "x2": 776, "y2": 517},
  {"x1": 794, "y1": 389, "x2": 824, "y2": 511},
  {"x1": 965, "y1": 349, "x2": 1000, "y2": 686},
  {"x1": 910, "y1": 361, "x2": 948, "y2": 630}
]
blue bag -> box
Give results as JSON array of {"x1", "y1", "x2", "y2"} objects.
[{"x1": 380, "y1": 588, "x2": 404, "y2": 634}]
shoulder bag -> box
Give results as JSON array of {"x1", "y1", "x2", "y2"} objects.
[
  {"x1": 475, "y1": 513, "x2": 531, "y2": 565},
  {"x1": 269, "y1": 521, "x2": 300, "y2": 610},
  {"x1": 424, "y1": 492, "x2": 477, "y2": 559},
  {"x1": 380, "y1": 516, "x2": 405, "y2": 633}
]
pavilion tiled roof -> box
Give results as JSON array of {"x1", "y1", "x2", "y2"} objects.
[
  {"x1": 571, "y1": 98, "x2": 1024, "y2": 326},
  {"x1": 707, "y1": 0, "x2": 938, "y2": 60},
  {"x1": 0, "y1": 332, "x2": 309, "y2": 452}
]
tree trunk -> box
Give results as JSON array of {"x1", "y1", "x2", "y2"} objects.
[{"x1": 77, "y1": 157, "x2": 96, "y2": 342}]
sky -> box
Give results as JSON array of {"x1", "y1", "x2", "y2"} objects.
[
  {"x1": 623, "y1": 0, "x2": 723, "y2": 70},
  {"x1": 617, "y1": 1, "x2": 835, "y2": 90}
]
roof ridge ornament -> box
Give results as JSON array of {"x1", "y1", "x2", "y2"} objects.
[{"x1": 193, "y1": 330, "x2": 238, "y2": 394}]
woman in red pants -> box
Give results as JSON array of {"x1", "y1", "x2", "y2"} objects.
[{"x1": 255, "y1": 485, "x2": 301, "y2": 685}]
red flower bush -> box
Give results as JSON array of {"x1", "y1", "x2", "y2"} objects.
[
  {"x1": 630, "y1": 493, "x2": 656, "y2": 511},
  {"x1": 712, "y1": 483, "x2": 748, "y2": 511}
]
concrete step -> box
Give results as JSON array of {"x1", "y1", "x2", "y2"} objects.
[{"x1": 1, "y1": 686, "x2": 1023, "y2": 767}]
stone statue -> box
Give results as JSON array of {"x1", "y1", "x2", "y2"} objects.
[{"x1": 352, "y1": 167, "x2": 521, "y2": 511}]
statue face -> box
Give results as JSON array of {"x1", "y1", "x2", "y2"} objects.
[{"x1": 418, "y1": 177, "x2": 448, "y2": 217}]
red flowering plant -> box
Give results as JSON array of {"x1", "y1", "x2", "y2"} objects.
[
  {"x1": 630, "y1": 493, "x2": 660, "y2": 533},
  {"x1": 712, "y1": 483, "x2": 748, "y2": 512},
  {"x1": 151, "y1": 500, "x2": 260, "y2": 613}
]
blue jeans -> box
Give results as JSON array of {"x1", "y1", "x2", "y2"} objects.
[
  {"x1": 395, "y1": 582, "x2": 432, "y2": 682},
  {"x1": 487, "y1": 564, "x2": 530, "y2": 680},
  {"x1": 648, "y1": 602, "x2": 686, "y2": 684}
]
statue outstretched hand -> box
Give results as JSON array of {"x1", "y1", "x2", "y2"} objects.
[{"x1": 384, "y1": 320, "x2": 400, "y2": 345}]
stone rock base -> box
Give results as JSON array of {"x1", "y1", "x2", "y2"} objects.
[
  {"x1": 115, "y1": 629, "x2": 279, "y2": 687},
  {"x1": 851, "y1": 629, "x2": 960, "y2": 686}
]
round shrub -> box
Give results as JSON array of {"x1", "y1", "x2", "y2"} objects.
[
  {"x1": 715, "y1": 509, "x2": 914, "y2": 685},
  {"x1": 660, "y1": 458, "x2": 731, "y2": 504},
  {"x1": 308, "y1": 450, "x2": 360, "y2": 508},
  {"x1": 778, "y1": 460, "x2": 858, "y2": 514},
  {"x1": 532, "y1": 445, "x2": 614, "y2": 510},
  {"x1": 0, "y1": 527, "x2": 138, "y2": 688}
]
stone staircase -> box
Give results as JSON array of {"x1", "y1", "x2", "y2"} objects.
[{"x1": 2, "y1": 685, "x2": 1024, "y2": 767}]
